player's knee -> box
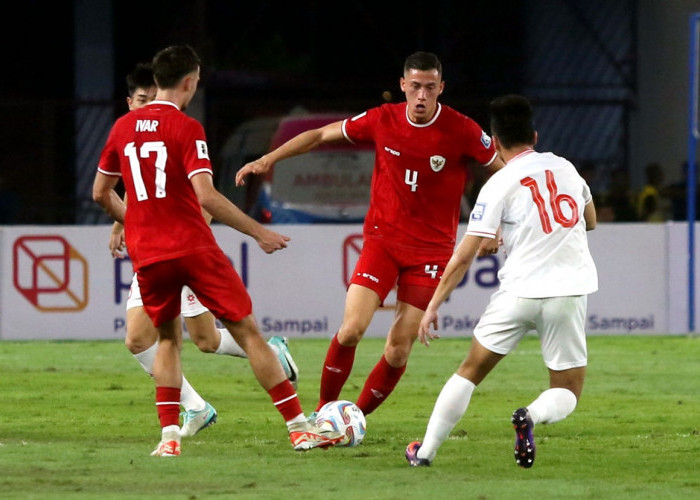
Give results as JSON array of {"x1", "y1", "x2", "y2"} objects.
[
  {"x1": 125, "y1": 333, "x2": 152, "y2": 354},
  {"x1": 124, "y1": 336, "x2": 139, "y2": 354},
  {"x1": 184, "y1": 314, "x2": 220, "y2": 353},
  {"x1": 384, "y1": 342, "x2": 411, "y2": 366},
  {"x1": 190, "y1": 332, "x2": 218, "y2": 353},
  {"x1": 188, "y1": 328, "x2": 221, "y2": 353},
  {"x1": 337, "y1": 323, "x2": 365, "y2": 345}
]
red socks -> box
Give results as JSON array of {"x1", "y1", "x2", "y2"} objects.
[
  {"x1": 156, "y1": 386, "x2": 181, "y2": 428},
  {"x1": 316, "y1": 335, "x2": 407, "y2": 416},
  {"x1": 316, "y1": 334, "x2": 356, "y2": 411},
  {"x1": 268, "y1": 380, "x2": 303, "y2": 421},
  {"x1": 356, "y1": 355, "x2": 406, "y2": 416}
]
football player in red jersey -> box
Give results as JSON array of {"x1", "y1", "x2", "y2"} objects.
[
  {"x1": 93, "y1": 45, "x2": 342, "y2": 455},
  {"x1": 236, "y1": 52, "x2": 504, "y2": 418},
  {"x1": 108, "y1": 62, "x2": 299, "y2": 440}
]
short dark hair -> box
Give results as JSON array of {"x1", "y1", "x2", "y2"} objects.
[
  {"x1": 403, "y1": 52, "x2": 442, "y2": 78},
  {"x1": 126, "y1": 63, "x2": 154, "y2": 98},
  {"x1": 152, "y1": 45, "x2": 201, "y2": 89},
  {"x1": 489, "y1": 94, "x2": 536, "y2": 149}
]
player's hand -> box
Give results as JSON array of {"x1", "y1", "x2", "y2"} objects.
[
  {"x1": 476, "y1": 237, "x2": 499, "y2": 257},
  {"x1": 109, "y1": 222, "x2": 126, "y2": 258},
  {"x1": 236, "y1": 157, "x2": 271, "y2": 187},
  {"x1": 418, "y1": 309, "x2": 440, "y2": 347},
  {"x1": 256, "y1": 226, "x2": 291, "y2": 254}
]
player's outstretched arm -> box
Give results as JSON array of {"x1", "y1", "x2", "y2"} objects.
[
  {"x1": 191, "y1": 172, "x2": 290, "y2": 253},
  {"x1": 418, "y1": 234, "x2": 484, "y2": 346},
  {"x1": 235, "y1": 121, "x2": 346, "y2": 187}
]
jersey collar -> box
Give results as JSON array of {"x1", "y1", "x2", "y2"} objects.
[
  {"x1": 507, "y1": 148, "x2": 535, "y2": 164},
  {"x1": 146, "y1": 100, "x2": 180, "y2": 110},
  {"x1": 405, "y1": 102, "x2": 442, "y2": 128}
]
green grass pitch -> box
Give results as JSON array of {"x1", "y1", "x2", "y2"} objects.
[{"x1": 1, "y1": 336, "x2": 698, "y2": 499}]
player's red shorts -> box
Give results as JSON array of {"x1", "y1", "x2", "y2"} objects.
[
  {"x1": 137, "y1": 249, "x2": 251, "y2": 327},
  {"x1": 350, "y1": 236, "x2": 451, "y2": 310}
]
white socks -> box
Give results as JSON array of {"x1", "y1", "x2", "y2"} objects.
[
  {"x1": 179, "y1": 376, "x2": 206, "y2": 412},
  {"x1": 416, "y1": 377, "x2": 578, "y2": 463},
  {"x1": 161, "y1": 424, "x2": 181, "y2": 442},
  {"x1": 133, "y1": 342, "x2": 158, "y2": 377},
  {"x1": 418, "y1": 374, "x2": 476, "y2": 462},
  {"x1": 286, "y1": 414, "x2": 308, "y2": 430},
  {"x1": 215, "y1": 328, "x2": 247, "y2": 358},
  {"x1": 132, "y1": 341, "x2": 206, "y2": 412},
  {"x1": 131, "y1": 329, "x2": 249, "y2": 413},
  {"x1": 527, "y1": 387, "x2": 577, "y2": 425}
]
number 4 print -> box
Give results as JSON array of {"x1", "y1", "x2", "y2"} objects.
[
  {"x1": 405, "y1": 169, "x2": 418, "y2": 192},
  {"x1": 520, "y1": 170, "x2": 579, "y2": 233}
]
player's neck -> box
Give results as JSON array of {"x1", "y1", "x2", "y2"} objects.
[
  {"x1": 153, "y1": 89, "x2": 185, "y2": 110},
  {"x1": 501, "y1": 145, "x2": 535, "y2": 164}
]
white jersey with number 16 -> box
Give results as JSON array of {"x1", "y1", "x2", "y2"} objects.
[{"x1": 466, "y1": 149, "x2": 598, "y2": 298}]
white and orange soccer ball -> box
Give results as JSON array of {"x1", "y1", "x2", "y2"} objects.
[{"x1": 314, "y1": 400, "x2": 366, "y2": 447}]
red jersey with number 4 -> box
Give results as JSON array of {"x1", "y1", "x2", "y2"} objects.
[
  {"x1": 342, "y1": 102, "x2": 497, "y2": 251},
  {"x1": 97, "y1": 100, "x2": 218, "y2": 270}
]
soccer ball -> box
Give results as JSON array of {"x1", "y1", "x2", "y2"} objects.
[{"x1": 314, "y1": 400, "x2": 366, "y2": 447}]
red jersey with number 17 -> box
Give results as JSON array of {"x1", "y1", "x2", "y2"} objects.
[
  {"x1": 342, "y1": 102, "x2": 497, "y2": 251},
  {"x1": 97, "y1": 100, "x2": 218, "y2": 270}
]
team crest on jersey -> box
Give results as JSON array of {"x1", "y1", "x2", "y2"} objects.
[
  {"x1": 471, "y1": 203, "x2": 486, "y2": 221},
  {"x1": 481, "y1": 131, "x2": 492, "y2": 149},
  {"x1": 430, "y1": 155, "x2": 446, "y2": 172}
]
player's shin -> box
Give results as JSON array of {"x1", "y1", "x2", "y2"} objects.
[
  {"x1": 355, "y1": 355, "x2": 405, "y2": 415},
  {"x1": 317, "y1": 333, "x2": 357, "y2": 410}
]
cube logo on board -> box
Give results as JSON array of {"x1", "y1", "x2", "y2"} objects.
[{"x1": 13, "y1": 235, "x2": 89, "y2": 312}]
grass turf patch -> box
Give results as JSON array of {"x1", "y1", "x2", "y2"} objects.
[{"x1": 0, "y1": 336, "x2": 698, "y2": 499}]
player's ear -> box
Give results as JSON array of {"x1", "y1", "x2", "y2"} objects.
[
  {"x1": 533, "y1": 131, "x2": 538, "y2": 146},
  {"x1": 183, "y1": 72, "x2": 199, "y2": 93},
  {"x1": 438, "y1": 80, "x2": 445, "y2": 95},
  {"x1": 183, "y1": 75, "x2": 193, "y2": 92},
  {"x1": 399, "y1": 77, "x2": 406, "y2": 92},
  {"x1": 493, "y1": 135, "x2": 502, "y2": 152}
]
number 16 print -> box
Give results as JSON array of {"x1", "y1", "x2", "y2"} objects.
[{"x1": 520, "y1": 170, "x2": 579, "y2": 233}]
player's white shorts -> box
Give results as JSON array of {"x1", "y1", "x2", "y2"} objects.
[
  {"x1": 126, "y1": 273, "x2": 210, "y2": 318},
  {"x1": 473, "y1": 289, "x2": 588, "y2": 370}
]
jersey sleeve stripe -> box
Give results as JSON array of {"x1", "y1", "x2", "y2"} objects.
[
  {"x1": 97, "y1": 167, "x2": 121, "y2": 177},
  {"x1": 341, "y1": 119, "x2": 355, "y2": 144},
  {"x1": 466, "y1": 229, "x2": 497, "y2": 239},
  {"x1": 187, "y1": 168, "x2": 213, "y2": 179},
  {"x1": 482, "y1": 151, "x2": 498, "y2": 167}
]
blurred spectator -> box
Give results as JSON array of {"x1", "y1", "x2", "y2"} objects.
[
  {"x1": 594, "y1": 199, "x2": 616, "y2": 222},
  {"x1": 577, "y1": 160, "x2": 598, "y2": 190},
  {"x1": 637, "y1": 162, "x2": 669, "y2": 222},
  {"x1": 662, "y1": 161, "x2": 700, "y2": 221},
  {"x1": 601, "y1": 167, "x2": 637, "y2": 222}
]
